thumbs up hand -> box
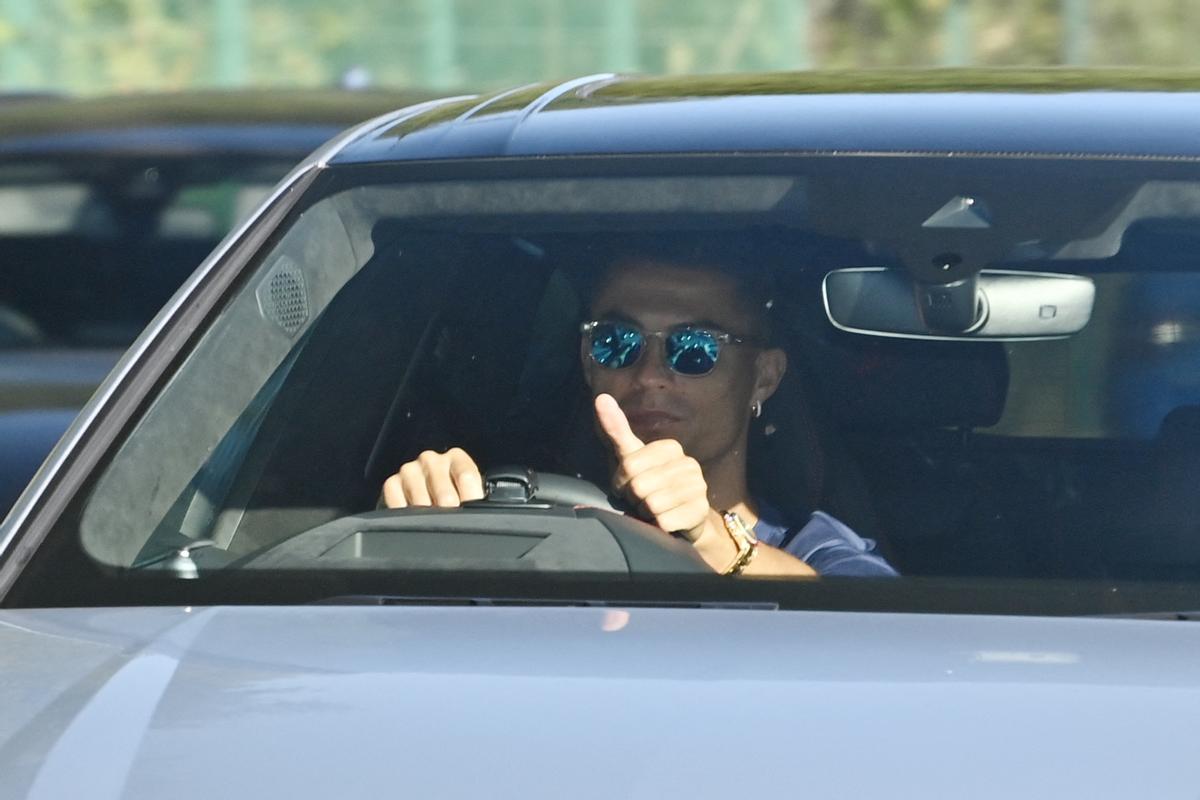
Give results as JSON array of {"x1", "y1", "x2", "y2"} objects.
[{"x1": 594, "y1": 393, "x2": 723, "y2": 547}]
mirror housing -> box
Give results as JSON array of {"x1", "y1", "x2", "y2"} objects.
[{"x1": 823, "y1": 268, "x2": 1095, "y2": 341}]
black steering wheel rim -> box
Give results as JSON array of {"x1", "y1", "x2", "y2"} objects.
[{"x1": 483, "y1": 464, "x2": 620, "y2": 511}]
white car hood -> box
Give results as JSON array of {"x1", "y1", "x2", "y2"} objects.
[{"x1": 1, "y1": 604, "x2": 1197, "y2": 799}]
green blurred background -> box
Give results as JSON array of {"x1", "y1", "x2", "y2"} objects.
[{"x1": 0, "y1": 0, "x2": 1196, "y2": 95}]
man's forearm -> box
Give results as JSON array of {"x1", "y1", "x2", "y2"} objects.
[
  {"x1": 690, "y1": 510, "x2": 818, "y2": 577},
  {"x1": 740, "y1": 543, "x2": 818, "y2": 577}
]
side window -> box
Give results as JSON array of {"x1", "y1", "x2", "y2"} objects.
[
  {"x1": 0, "y1": 183, "x2": 93, "y2": 235},
  {"x1": 997, "y1": 273, "x2": 1200, "y2": 440}
]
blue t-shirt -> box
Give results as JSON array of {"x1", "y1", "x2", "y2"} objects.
[{"x1": 754, "y1": 505, "x2": 898, "y2": 577}]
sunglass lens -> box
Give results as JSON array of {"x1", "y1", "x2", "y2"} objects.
[
  {"x1": 591, "y1": 322, "x2": 643, "y2": 369},
  {"x1": 667, "y1": 329, "x2": 720, "y2": 376}
]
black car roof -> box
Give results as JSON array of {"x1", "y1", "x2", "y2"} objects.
[{"x1": 332, "y1": 69, "x2": 1200, "y2": 164}]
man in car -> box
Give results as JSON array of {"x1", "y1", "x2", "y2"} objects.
[{"x1": 382, "y1": 246, "x2": 896, "y2": 577}]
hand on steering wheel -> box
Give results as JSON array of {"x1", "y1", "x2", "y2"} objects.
[
  {"x1": 382, "y1": 394, "x2": 719, "y2": 544},
  {"x1": 382, "y1": 447, "x2": 485, "y2": 508}
]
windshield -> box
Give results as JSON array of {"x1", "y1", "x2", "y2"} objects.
[{"x1": 22, "y1": 153, "x2": 1200, "y2": 612}]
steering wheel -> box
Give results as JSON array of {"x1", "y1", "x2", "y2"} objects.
[
  {"x1": 482, "y1": 464, "x2": 620, "y2": 510},
  {"x1": 235, "y1": 465, "x2": 710, "y2": 576},
  {"x1": 476, "y1": 465, "x2": 711, "y2": 573}
]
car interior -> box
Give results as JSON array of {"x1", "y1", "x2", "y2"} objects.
[{"x1": 60, "y1": 159, "x2": 1200, "y2": 586}]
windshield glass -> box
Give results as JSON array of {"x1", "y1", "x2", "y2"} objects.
[{"x1": 35, "y1": 153, "x2": 1200, "y2": 610}]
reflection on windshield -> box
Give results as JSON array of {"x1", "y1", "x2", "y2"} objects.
[{"x1": 68, "y1": 159, "x2": 1200, "y2": 594}]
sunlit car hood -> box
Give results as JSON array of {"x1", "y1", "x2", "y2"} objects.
[{"x1": 2, "y1": 605, "x2": 1198, "y2": 799}]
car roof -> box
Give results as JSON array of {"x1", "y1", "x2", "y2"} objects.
[
  {"x1": 0, "y1": 88, "x2": 439, "y2": 157},
  {"x1": 331, "y1": 69, "x2": 1200, "y2": 164}
]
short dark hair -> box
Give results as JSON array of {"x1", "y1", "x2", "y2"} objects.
[{"x1": 579, "y1": 232, "x2": 779, "y2": 344}]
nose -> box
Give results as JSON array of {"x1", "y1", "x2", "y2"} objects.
[{"x1": 630, "y1": 336, "x2": 673, "y2": 387}]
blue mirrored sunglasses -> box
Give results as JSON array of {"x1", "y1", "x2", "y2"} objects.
[{"x1": 581, "y1": 320, "x2": 759, "y2": 377}]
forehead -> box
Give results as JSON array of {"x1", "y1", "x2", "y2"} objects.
[{"x1": 589, "y1": 260, "x2": 753, "y2": 329}]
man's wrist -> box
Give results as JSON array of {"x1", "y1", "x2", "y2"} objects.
[
  {"x1": 717, "y1": 510, "x2": 759, "y2": 575},
  {"x1": 691, "y1": 509, "x2": 739, "y2": 570}
]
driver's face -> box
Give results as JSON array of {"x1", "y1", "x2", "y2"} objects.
[{"x1": 582, "y1": 260, "x2": 784, "y2": 466}]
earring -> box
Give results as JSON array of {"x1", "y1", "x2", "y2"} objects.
[{"x1": 751, "y1": 400, "x2": 762, "y2": 419}]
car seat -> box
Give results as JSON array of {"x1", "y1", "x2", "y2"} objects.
[
  {"x1": 798, "y1": 329, "x2": 1020, "y2": 576},
  {"x1": 1082, "y1": 405, "x2": 1200, "y2": 580}
]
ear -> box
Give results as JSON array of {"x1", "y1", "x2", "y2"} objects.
[{"x1": 752, "y1": 347, "x2": 787, "y2": 405}]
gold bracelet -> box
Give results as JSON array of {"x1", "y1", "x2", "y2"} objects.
[{"x1": 719, "y1": 510, "x2": 759, "y2": 576}]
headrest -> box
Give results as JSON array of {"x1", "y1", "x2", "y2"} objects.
[
  {"x1": 802, "y1": 332, "x2": 1010, "y2": 431},
  {"x1": 427, "y1": 258, "x2": 582, "y2": 464}
]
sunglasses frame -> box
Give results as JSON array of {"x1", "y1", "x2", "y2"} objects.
[{"x1": 580, "y1": 319, "x2": 761, "y2": 377}]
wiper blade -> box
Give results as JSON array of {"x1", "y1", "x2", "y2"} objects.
[
  {"x1": 1093, "y1": 610, "x2": 1200, "y2": 621},
  {"x1": 129, "y1": 539, "x2": 217, "y2": 578},
  {"x1": 311, "y1": 595, "x2": 778, "y2": 610}
]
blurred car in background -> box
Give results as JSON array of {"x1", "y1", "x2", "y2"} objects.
[{"x1": 0, "y1": 88, "x2": 437, "y2": 513}]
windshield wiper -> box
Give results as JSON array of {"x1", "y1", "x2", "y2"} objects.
[
  {"x1": 129, "y1": 539, "x2": 217, "y2": 578},
  {"x1": 1093, "y1": 610, "x2": 1200, "y2": 621},
  {"x1": 311, "y1": 595, "x2": 778, "y2": 610}
]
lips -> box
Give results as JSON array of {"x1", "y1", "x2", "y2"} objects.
[{"x1": 625, "y1": 409, "x2": 683, "y2": 431}]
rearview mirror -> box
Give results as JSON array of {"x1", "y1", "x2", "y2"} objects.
[{"x1": 822, "y1": 268, "x2": 1095, "y2": 341}]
